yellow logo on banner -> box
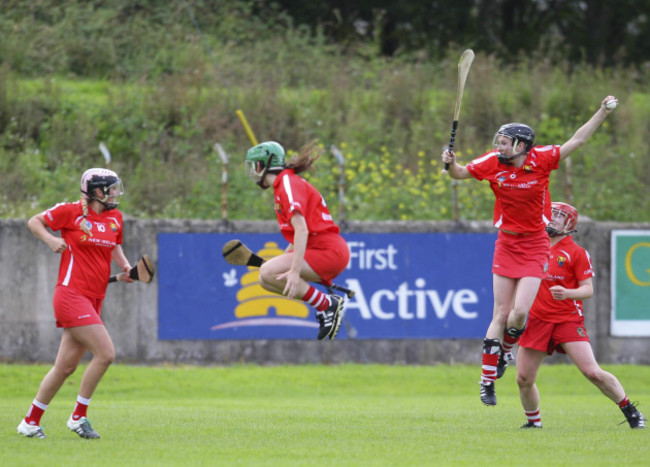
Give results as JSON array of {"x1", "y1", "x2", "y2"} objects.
[
  {"x1": 626, "y1": 242, "x2": 650, "y2": 286},
  {"x1": 234, "y1": 242, "x2": 310, "y2": 318}
]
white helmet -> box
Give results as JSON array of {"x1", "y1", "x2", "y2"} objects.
[{"x1": 80, "y1": 168, "x2": 124, "y2": 210}]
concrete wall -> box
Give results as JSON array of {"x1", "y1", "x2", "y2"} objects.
[{"x1": 1, "y1": 218, "x2": 649, "y2": 365}]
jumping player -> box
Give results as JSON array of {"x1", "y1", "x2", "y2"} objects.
[
  {"x1": 18, "y1": 168, "x2": 133, "y2": 439},
  {"x1": 245, "y1": 141, "x2": 350, "y2": 340},
  {"x1": 517, "y1": 202, "x2": 645, "y2": 429},
  {"x1": 441, "y1": 96, "x2": 618, "y2": 406}
]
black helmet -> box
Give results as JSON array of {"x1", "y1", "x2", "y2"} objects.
[{"x1": 494, "y1": 123, "x2": 535, "y2": 153}]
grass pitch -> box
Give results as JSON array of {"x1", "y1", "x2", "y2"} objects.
[{"x1": 1, "y1": 363, "x2": 648, "y2": 465}]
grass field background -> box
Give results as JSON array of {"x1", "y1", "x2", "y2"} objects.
[{"x1": 1, "y1": 363, "x2": 648, "y2": 465}]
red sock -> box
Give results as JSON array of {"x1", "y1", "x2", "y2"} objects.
[
  {"x1": 25, "y1": 399, "x2": 48, "y2": 426},
  {"x1": 481, "y1": 339, "x2": 500, "y2": 383},
  {"x1": 525, "y1": 408, "x2": 542, "y2": 426},
  {"x1": 502, "y1": 332, "x2": 519, "y2": 353},
  {"x1": 302, "y1": 286, "x2": 330, "y2": 312},
  {"x1": 72, "y1": 395, "x2": 91, "y2": 421},
  {"x1": 617, "y1": 395, "x2": 630, "y2": 408}
]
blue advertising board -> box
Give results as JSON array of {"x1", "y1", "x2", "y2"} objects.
[{"x1": 158, "y1": 233, "x2": 496, "y2": 340}]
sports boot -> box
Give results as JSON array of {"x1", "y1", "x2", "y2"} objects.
[
  {"x1": 480, "y1": 381, "x2": 497, "y2": 406},
  {"x1": 67, "y1": 416, "x2": 101, "y2": 439},
  {"x1": 496, "y1": 350, "x2": 514, "y2": 379},
  {"x1": 621, "y1": 402, "x2": 645, "y2": 429},
  {"x1": 17, "y1": 419, "x2": 46, "y2": 438},
  {"x1": 520, "y1": 421, "x2": 542, "y2": 429},
  {"x1": 316, "y1": 295, "x2": 344, "y2": 340}
]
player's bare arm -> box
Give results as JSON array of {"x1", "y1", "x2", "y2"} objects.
[
  {"x1": 441, "y1": 149, "x2": 472, "y2": 179},
  {"x1": 549, "y1": 277, "x2": 594, "y2": 301},
  {"x1": 559, "y1": 95, "x2": 617, "y2": 161},
  {"x1": 27, "y1": 212, "x2": 67, "y2": 253},
  {"x1": 111, "y1": 245, "x2": 134, "y2": 283}
]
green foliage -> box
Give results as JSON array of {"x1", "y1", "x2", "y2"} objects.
[{"x1": 0, "y1": 2, "x2": 648, "y2": 222}]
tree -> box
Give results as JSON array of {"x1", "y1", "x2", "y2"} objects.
[{"x1": 271, "y1": 0, "x2": 650, "y2": 66}]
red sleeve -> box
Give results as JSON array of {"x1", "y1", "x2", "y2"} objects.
[
  {"x1": 44, "y1": 202, "x2": 80, "y2": 231},
  {"x1": 532, "y1": 145, "x2": 561, "y2": 172},
  {"x1": 573, "y1": 247, "x2": 595, "y2": 282},
  {"x1": 279, "y1": 172, "x2": 307, "y2": 218},
  {"x1": 466, "y1": 152, "x2": 497, "y2": 181}
]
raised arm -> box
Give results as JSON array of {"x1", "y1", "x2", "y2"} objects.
[
  {"x1": 441, "y1": 149, "x2": 473, "y2": 179},
  {"x1": 559, "y1": 96, "x2": 617, "y2": 161}
]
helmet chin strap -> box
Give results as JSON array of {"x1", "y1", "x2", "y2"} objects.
[
  {"x1": 255, "y1": 176, "x2": 268, "y2": 189},
  {"x1": 101, "y1": 201, "x2": 118, "y2": 210},
  {"x1": 497, "y1": 138, "x2": 528, "y2": 165},
  {"x1": 256, "y1": 156, "x2": 272, "y2": 189},
  {"x1": 546, "y1": 226, "x2": 577, "y2": 237},
  {"x1": 96, "y1": 195, "x2": 118, "y2": 210},
  {"x1": 498, "y1": 148, "x2": 528, "y2": 164},
  {"x1": 90, "y1": 189, "x2": 119, "y2": 210},
  {"x1": 255, "y1": 154, "x2": 279, "y2": 189}
]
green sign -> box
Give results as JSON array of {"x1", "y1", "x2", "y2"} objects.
[{"x1": 611, "y1": 230, "x2": 650, "y2": 336}]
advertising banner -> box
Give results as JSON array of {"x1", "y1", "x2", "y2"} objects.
[
  {"x1": 610, "y1": 230, "x2": 650, "y2": 336},
  {"x1": 158, "y1": 233, "x2": 496, "y2": 340}
]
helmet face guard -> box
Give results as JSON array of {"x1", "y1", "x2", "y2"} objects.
[
  {"x1": 245, "y1": 159, "x2": 271, "y2": 184},
  {"x1": 493, "y1": 123, "x2": 535, "y2": 164},
  {"x1": 245, "y1": 141, "x2": 286, "y2": 188},
  {"x1": 546, "y1": 202, "x2": 578, "y2": 237},
  {"x1": 80, "y1": 168, "x2": 124, "y2": 210}
]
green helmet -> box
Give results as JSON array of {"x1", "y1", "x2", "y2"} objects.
[{"x1": 245, "y1": 141, "x2": 286, "y2": 185}]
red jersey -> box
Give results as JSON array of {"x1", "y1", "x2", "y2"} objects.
[
  {"x1": 44, "y1": 201, "x2": 123, "y2": 299},
  {"x1": 272, "y1": 168, "x2": 339, "y2": 244},
  {"x1": 528, "y1": 236, "x2": 594, "y2": 323},
  {"x1": 467, "y1": 145, "x2": 560, "y2": 233}
]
